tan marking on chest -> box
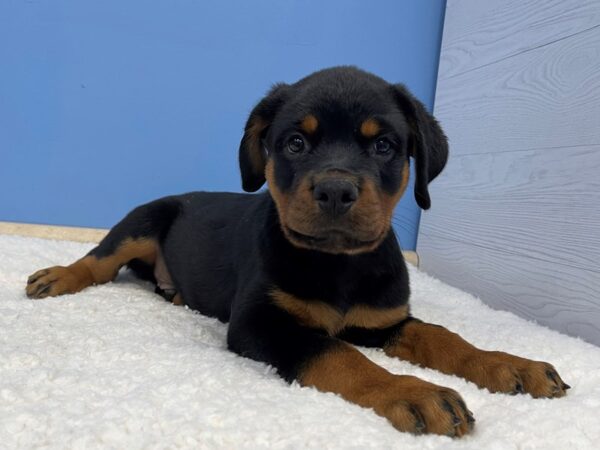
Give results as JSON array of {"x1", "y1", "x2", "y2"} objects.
[{"x1": 271, "y1": 289, "x2": 408, "y2": 335}]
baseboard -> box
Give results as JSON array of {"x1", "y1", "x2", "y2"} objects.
[
  {"x1": 0, "y1": 221, "x2": 419, "y2": 267},
  {"x1": 0, "y1": 221, "x2": 108, "y2": 243},
  {"x1": 402, "y1": 251, "x2": 419, "y2": 267}
]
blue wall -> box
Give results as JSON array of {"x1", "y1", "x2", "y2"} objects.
[{"x1": 0, "y1": 0, "x2": 445, "y2": 250}]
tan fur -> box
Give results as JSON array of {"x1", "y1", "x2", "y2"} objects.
[
  {"x1": 300, "y1": 343, "x2": 472, "y2": 436},
  {"x1": 26, "y1": 238, "x2": 157, "y2": 298},
  {"x1": 385, "y1": 321, "x2": 568, "y2": 398},
  {"x1": 244, "y1": 117, "x2": 268, "y2": 175},
  {"x1": 265, "y1": 161, "x2": 410, "y2": 255},
  {"x1": 270, "y1": 289, "x2": 408, "y2": 335},
  {"x1": 383, "y1": 162, "x2": 410, "y2": 215},
  {"x1": 360, "y1": 119, "x2": 381, "y2": 138},
  {"x1": 172, "y1": 293, "x2": 184, "y2": 306},
  {"x1": 353, "y1": 162, "x2": 410, "y2": 237},
  {"x1": 300, "y1": 115, "x2": 318, "y2": 135},
  {"x1": 265, "y1": 158, "x2": 291, "y2": 224}
]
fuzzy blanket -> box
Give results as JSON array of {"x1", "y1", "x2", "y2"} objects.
[{"x1": 1, "y1": 234, "x2": 599, "y2": 449}]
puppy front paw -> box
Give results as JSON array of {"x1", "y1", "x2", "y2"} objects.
[
  {"x1": 465, "y1": 351, "x2": 570, "y2": 398},
  {"x1": 373, "y1": 375, "x2": 475, "y2": 437}
]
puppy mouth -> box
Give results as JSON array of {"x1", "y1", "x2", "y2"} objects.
[{"x1": 284, "y1": 226, "x2": 384, "y2": 253}]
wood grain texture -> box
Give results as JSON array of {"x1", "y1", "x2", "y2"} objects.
[
  {"x1": 418, "y1": 235, "x2": 600, "y2": 345},
  {"x1": 424, "y1": 146, "x2": 600, "y2": 271},
  {"x1": 420, "y1": 0, "x2": 600, "y2": 345},
  {"x1": 436, "y1": 25, "x2": 600, "y2": 155},
  {"x1": 439, "y1": 0, "x2": 600, "y2": 79}
]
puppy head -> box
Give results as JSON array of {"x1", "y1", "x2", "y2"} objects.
[{"x1": 239, "y1": 66, "x2": 448, "y2": 254}]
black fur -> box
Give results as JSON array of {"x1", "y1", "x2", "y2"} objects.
[
  {"x1": 392, "y1": 84, "x2": 448, "y2": 210},
  {"x1": 81, "y1": 67, "x2": 448, "y2": 383},
  {"x1": 27, "y1": 68, "x2": 572, "y2": 435},
  {"x1": 239, "y1": 83, "x2": 290, "y2": 192}
]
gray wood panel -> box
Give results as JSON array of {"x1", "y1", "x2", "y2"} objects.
[
  {"x1": 437, "y1": 25, "x2": 600, "y2": 155},
  {"x1": 418, "y1": 146, "x2": 600, "y2": 344},
  {"x1": 423, "y1": 145, "x2": 600, "y2": 270},
  {"x1": 418, "y1": 235, "x2": 600, "y2": 345},
  {"x1": 439, "y1": 0, "x2": 600, "y2": 79},
  {"x1": 419, "y1": 0, "x2": 600, "y2": 345}
]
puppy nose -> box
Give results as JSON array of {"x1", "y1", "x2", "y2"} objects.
[{"x1": 313, "y1": 179, "x2": 358, "y2": 217}]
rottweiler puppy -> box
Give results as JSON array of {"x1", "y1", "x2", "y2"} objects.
[{"x1": 26, "y1": 67, "x2": 569, "y2": 436}]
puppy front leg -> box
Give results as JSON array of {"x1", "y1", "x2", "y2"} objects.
[
  {"x1": 384, "y1": 319, "x2": 570, "y2": 398},
  {"x1": 227, "y1": 301, "x2": 474, "y2": 436}
]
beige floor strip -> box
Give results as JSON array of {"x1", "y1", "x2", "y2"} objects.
[
  {"x1": 0, "y1": 221, "x2": 108, "y2": 243},
  {"x1": 0, "y1": 221, "x2": 419, "y2": 266},
  {"x1": 402, "y1": 251, "x2": 419, "y2": 267}
]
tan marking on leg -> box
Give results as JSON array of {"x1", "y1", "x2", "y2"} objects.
[
  {"x1": 26, "y1": 238, "x2": 157, "y2": 298},
  {"x1": 384, "y1": 321, "x2": 570, "y2": 398},
  {"x1": 83, "y1": 238, "x2": 157, "y2": 284},
  {"x1": 301, "y1": 343, "x2": 473, "y2": 436}
]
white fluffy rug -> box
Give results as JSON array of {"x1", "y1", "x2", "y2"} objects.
[{"x1": 1, "y1": 234, "x2": 599, "y2": 449}]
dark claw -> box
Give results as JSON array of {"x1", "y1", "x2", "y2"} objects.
[
  {"x1": 27, "y1": 270, "x2": 48, "y2": 285},
  {"x1": 409, "y1": 406, "x2": 426, "y2": 434},
  {"x1": 552, "y1": 385, "x2": 568, "y2": 398},
  {"x1": 442, "y1": 399, "x2": 461, "y2": 427},
  {"x1": 415, "y1": 421, "x2": 425, "y2": 433},
  {"x1": 563, "y1": 383, "x2": 571, "y2": 390},
  {"x1": 510, "y1": 383, "x2": 522, "y2": 395},
  {"x1": 546, "y1": 369, "x2": 558, "y2": 384},
  {"x1": 442, "y1": 399, "x2": 455, "y2": 413},
  {"x1": 457, "y1": 399, "x2": 472, "y2": 416},
  {"x1": 35, "y1": 283, "x2": 51, "y2": 297},
  {"x1": 466, "y1": 414, "x2": 475, "y2": 431}
]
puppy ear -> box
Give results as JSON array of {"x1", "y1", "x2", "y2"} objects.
[
  {"x1": 239, "y1": 83, "x2": 290, "y2": 192},
  {"x1": 393, "y1": 84, "x2": 448, "y2": 210}
]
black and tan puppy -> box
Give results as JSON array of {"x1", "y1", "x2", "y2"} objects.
[{"x1": 26, "y1": 67, "x2": 569, "y2": 436}]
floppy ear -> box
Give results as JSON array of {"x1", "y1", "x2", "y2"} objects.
[
  {"x1": 239, "y1": 83, "x2": 290, "y2": 192},
  {"x1": 393, "y1": 84, "x2": 448, "y2": 210}
]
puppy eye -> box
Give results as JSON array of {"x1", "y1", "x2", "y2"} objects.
[
  {"x1": 373, "y1": 138, "x2": 392, "y2": 155},
  {"x1": 287, "y1": 135, "x2": 305, "y2": 154}
]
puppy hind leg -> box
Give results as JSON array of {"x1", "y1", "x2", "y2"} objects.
[{"x1": 26, "y1": 199, "x2": 180, "y2": 299}]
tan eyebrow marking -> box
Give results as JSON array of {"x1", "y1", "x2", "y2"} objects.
[
  {"x1": 300, "y1": 115, "x2": 318, "y2": 134},
  {"x1": 360, "y1": 119, "x2": 381, "y2": 138}
]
